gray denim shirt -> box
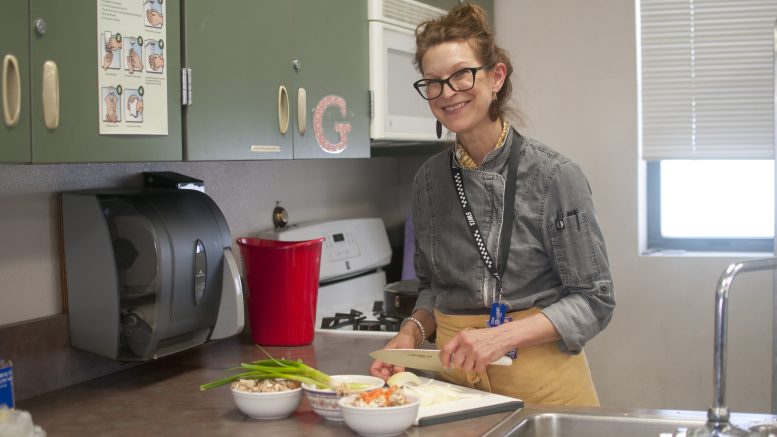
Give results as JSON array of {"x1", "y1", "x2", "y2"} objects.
[{"x1": 411, "y1": 128, "x2": 615, "y2": 354}]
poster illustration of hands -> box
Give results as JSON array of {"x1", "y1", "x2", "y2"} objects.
[{"x1": 98, "y1": 0, "x2": 167, "y2": 135}]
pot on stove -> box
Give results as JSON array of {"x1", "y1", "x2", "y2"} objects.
[{"x1": 383, "y1": 279, "x2": 420, "y2": 319}]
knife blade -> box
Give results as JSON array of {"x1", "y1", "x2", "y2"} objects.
[{"x1": 370, "y1": 349, "x2": 512, "y2": 372}]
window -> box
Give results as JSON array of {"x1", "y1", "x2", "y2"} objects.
[
  {"x1": 647, "y1": 160, "x2": 774, "y2": 252},
  {"x1": 639, "y1": 0, "x2": 777, "y2": 252}
]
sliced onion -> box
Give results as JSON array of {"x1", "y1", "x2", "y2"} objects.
[{"x1": 403, "y1": 380, "x2": 482, "y2": 406}]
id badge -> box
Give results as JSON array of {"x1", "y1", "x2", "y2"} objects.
[
  {"x1": 488, "y1": 302, "x2": 507, "y2": 327},
  {"x1": 0, "y1": 360, "x2": 13, "y2": 409},
  {"x1": 486, "y1": 306, "x2": 518, "y2": 359}
]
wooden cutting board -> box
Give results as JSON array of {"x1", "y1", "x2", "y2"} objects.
[{"x1": 411, "y1": 377, "x2": 523, "y2": 426}]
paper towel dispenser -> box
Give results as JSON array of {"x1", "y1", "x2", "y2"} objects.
[{"x1": 61, "y1": 189, "x2": 243, "y2": 361}]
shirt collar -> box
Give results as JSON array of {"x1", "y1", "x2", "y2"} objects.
[{"x1": 454, "y1": 121, "x2": 511, "y2": 169}]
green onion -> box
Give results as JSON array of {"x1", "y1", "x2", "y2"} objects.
[{"x1": 199, "y1": 346, "x2": 332, "y2": 391}]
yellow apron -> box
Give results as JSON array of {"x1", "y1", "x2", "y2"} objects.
[{"x1": 434, "y1": 308, "x2": 600, "y2": 406}]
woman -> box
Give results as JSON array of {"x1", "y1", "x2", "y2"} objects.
[{"x1": 369, "y1": 4, "x2": 615, "y2": 407}]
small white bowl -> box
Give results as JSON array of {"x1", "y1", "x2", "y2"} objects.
[
  {"x1": 231, "y1": 385, "x2": 303, "y2": 420},
  {"x1": 301, "y1": 375, "x2": 385, "y2": 421},
  {"x1": 338, "y1": 393, "x2": 421, "y2": 436}
]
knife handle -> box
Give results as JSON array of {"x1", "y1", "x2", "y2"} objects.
[{"x1": 491, "y1": 356, "x2": 513, "y2": 366}]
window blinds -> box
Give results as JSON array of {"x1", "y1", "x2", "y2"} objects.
[{"x1": 640, "y1": 0, "x2": 776, "y2": 160}]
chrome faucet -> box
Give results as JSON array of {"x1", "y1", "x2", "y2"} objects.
[{"x1": 686, "y1": 257, "x2": 777, "y2": 437}]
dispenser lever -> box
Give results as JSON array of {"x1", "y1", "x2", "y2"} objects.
[{"x1": 210, "y1": 248, "x2": 245, "y2": 340}]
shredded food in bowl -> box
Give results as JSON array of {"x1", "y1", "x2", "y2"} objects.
[
  {"x1": 333, "y1": 383, "x2": 352, "y2": 396},
  {"x1": 349, "y1": 386, "x2": 408, "y2": 408},
  {"x1": 232, "y1": 378, "x2": 301, "y2": 393}
]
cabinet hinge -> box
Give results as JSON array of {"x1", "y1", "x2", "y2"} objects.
[
  {"x1": 368, "y1": 89, "x2": 374, "y2": 119},
  {"x1": 181, "y1": 68, "x2": 193, "y2": 106}
]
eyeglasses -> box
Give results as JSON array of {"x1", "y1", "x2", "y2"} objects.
[{"x1": 413, "y1": 65, "x2": 492, "y2": 100}]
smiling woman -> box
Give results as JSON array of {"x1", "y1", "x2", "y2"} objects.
[
  {"x1": 411, "y1": 6, "x2": 512, "y2": 160},
  {"x1": 369, "y1": 3, "x2": 616, "y2": 407}
]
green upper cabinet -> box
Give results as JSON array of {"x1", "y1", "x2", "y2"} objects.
[
  {"x1": 28, "y1": 0, "x2": 182, "y2": 163},
  {"x1": 0, "y1": 0, "x2": 32, "y2": 163},
  {"x1": 183, "y1": 0, "x2": 293, "y2": 160},
  {"x1": 289, "y1": 0, "x2": 369, "y2": 159},
  {"x1": 184, "y1": 0, "x2": 369, "y2": 160}
]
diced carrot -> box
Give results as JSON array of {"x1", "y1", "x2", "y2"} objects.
[{"x1": 359, "y1": 387, "x2": 384, "y2": 403}]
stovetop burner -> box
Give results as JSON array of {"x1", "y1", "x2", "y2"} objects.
[{"x1": 320, "y1": 302, "x2": 402, "y2": 332}]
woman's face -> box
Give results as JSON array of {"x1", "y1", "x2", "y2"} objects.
[{"x1": 420, "y1": 40, "x2": 504, "y2": 135}]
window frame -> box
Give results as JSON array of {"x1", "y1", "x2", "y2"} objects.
[{"x1": 646, "y1": 161, "x2": 774, "y2": 253}]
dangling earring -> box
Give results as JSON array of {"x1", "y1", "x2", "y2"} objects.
[
  {"x1": 436, "y1": 120, "x2": 442, "y2": 139},
  {"x1": 488, "y1": 93, "x2": 499, "y2": 122}
]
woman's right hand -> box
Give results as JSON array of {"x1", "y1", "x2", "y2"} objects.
[{"x1": 369, "y1": 331, "x2": 416, "y2": 381}]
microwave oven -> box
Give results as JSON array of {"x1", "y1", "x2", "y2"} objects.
[{"x1": 368, "y1": 0, "x2": 449, "y2": 143}]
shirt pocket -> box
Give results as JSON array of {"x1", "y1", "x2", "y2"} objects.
[{"x1": 548, "y1": 210, "x2": 601, "y2": 287}]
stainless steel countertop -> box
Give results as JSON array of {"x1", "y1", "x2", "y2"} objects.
[
  {"x1": 21, "y1": 331, "x2": 777, "y2": 437},
  {"x1": 18, "y1": 331, "x2": 513, "y2": 437}
]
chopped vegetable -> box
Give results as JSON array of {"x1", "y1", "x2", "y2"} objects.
[
  {"x1": 349, "y1": 385, "x2": 408, "y2": 408},
  {"x1": 231, "y1": 378, "x2": 301, "y2": 393},
  {"x1": 403, "y1": 380, "x2": 482, "y2": 406},
  {"x1": 200, "y1": 347, "x2": 331, "y2": 391},
  {"x1": 386, "y1": 371, "x2": 422, "y2": 388},
  {"x1": 383, "y1": 371, "x2": 482, "y2": 406},
  {"x1": 332, "y1": 382, "x2": 374, "y2": 396}
]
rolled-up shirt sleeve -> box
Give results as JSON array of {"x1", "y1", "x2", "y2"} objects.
[{"x1": 540, "y1": 161, "x2": 615, "y2": 354}]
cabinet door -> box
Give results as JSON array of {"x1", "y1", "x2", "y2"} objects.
[
  {"x1": 0, "y1": 0, "x2": 31, "y2": 163},
  {"x1": 184, "y1": 0, "x2": 293, "y2": 160},
  {"x1": 29, "y1": 0, "x2": 182, "y2": 163},
  {"x1": 290, "y1": 0, "x2": 369, "y2": 159}
]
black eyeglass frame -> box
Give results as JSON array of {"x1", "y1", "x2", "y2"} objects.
[{"x1": 412, "y1": 65, "x2": 493, "y2": 100}]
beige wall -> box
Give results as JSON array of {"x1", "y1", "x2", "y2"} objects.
[
  {"x1": 495, "y1": 0, "x2": 773, "y2": 412},
  {"x1": 0, "y1": 158, "x2": 416, "y2": 326}
]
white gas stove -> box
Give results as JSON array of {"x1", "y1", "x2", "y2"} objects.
[{"x1": 261, "y1": 218, "x2": 398, "y2": 337}]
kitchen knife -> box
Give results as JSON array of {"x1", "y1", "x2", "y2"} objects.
[{"x1": 370, "y1": 349, "x2": 512, "y2": 372}]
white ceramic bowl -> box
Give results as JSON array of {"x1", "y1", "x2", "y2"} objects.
[
  {"x1": 231, "y1": 385, "x2": 303, "y2": 420},
  {"x1": 338, "y1": 393, "x2": 421, "y2": 437},
  {"x1": 301, "y1": 375, "x2": 385, "y2": 421}
]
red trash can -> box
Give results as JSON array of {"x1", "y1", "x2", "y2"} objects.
[{"x1": 236, "y1": 237, "x2": 324, "y2": 346}]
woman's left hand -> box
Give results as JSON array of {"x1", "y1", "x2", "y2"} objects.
[
  {"x1": 440, "y1": 325, "x2": 512, "y2": 373},
  {"x1": 440, "y1": 313, "x2": 561, "y2": 372}
]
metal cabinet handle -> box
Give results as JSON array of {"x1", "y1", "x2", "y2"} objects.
[
  {"x1": 42, "y1": 60, "x2": 59, "y2": 130},
  {"x1": 34, "y1": 19, "x2": 47, "y2": 36},
  {"x1": 278, "y1": 85, "x2": 289, "y2": 134},
  {"x1": 297, "y1": 88, "x2": 306, "y2": 135},
  {"x1": 2, "y1": 54, "x2": 21, "y2": 127}
]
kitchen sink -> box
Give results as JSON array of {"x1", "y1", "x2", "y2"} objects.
[
  {"x1": 483, "y1": 411, "x2": 702, "y2": 437},
  {"x1": 482, "y1": 259, "x2": 777, "y2": 437},
  {"x1": 482, "y1": 406, "x2": 777, "y2": 437}
]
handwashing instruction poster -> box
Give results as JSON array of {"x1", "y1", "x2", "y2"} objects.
[{"x1": 97, "y1": 0, "x2": 168, "y2": 135}]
